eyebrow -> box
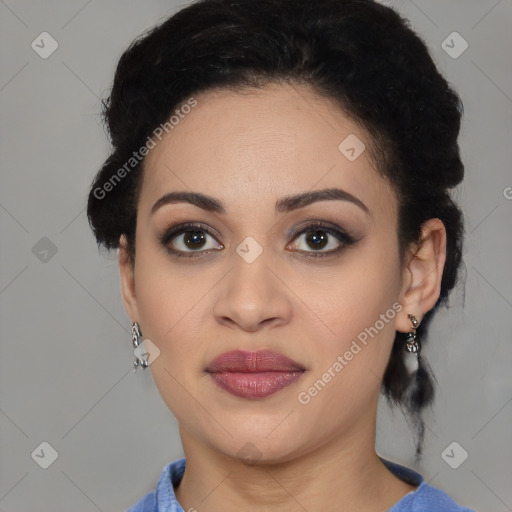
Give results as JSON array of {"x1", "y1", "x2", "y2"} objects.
[{"x1": 150, "y1": 188, "x2": 370, "y2": 216}]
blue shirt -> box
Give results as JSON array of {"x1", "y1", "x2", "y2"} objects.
[{"x1": 126, "y1": 457, "x2": 475, "y2": 511}]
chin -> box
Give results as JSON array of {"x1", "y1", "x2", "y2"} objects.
[{"x1": 208, "y1": 424, "x2": 312, "y2": 466}]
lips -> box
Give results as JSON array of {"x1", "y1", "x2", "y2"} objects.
[
  {"x1": 206, "y1": 349, "x2": 305, "y2": 399},
  {"x1": 206, "y1": 349, "x2": 305, "y2": 373}
]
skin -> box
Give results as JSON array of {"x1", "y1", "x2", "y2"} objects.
[{"x1": 118, "y1": 83, "x2": 447, "y2": 512}]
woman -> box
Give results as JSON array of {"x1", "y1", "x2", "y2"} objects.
[{"x1": 87, "y1": 0, "x2": 475, "y2": 510}]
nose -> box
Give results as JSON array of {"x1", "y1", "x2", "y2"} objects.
[{"x1": 213, "y1": 251, "x2": 293, "y2": 332}]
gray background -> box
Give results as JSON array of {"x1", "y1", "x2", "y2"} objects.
[{"x1": 0, "y1": 0, "x2": 511, "y2": 511}]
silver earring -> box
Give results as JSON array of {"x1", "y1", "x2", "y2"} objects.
[
  {"x1": 132, "y1": 322, "x2": 148, "y2": 372},
  {"x1": 403, "y1": 313, "x2": 421, "y2": 374},
  {"x1": 405, "y1": 314, "x2": 421, "y2": 353}
]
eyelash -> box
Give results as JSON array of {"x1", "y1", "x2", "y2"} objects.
[{"x1": 159, "y1": 221, "x2": 356, "y2": 260}]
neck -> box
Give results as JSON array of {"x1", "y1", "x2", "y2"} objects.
[{"x1": 174, "y1": 405, "x2": 417, "y2": 512}]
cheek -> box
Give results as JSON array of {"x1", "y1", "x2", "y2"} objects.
[
  {"x1": 134, "y1": 254, "x2": 211, "y2": 420},
  {"x1": 133, "y1": 245, "x2": 209, "y2": 363},
  {"x1": 297, "y1": 236, "x2": 402, "y2": 383},
  {"x1": 292, "y1": 259, "x2": 401, "y2": 430},
  {"x1": 302, "y1": 238, "x2": 400, "y2": 332}
]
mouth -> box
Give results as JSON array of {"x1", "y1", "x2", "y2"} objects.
[{"x1": 206, "y1": 349, "x2": 306, "y2": 399}]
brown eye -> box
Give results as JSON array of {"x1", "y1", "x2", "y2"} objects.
[
  {"x1": 304, "y1": 230, "x2": 329, "y2": 250},
  {"x1": 183, "y1": 230, "x2": 207, "y2": 249},
  {"x1": 287, "y1": 222, "x2": 355, "y2": 257},
  {"x1": 161, "y1": 223, "x2": 224, "y2": 258}
]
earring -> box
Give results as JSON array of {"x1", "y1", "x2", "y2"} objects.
[
  {"x1": 403, "y1": 313, "x2": 421, "y2": 374},
  {"x1": 403, "y1": 313, "x2": 434, "y2": 463},
  {"x1": 132, "y1": 322, "x2": 149, "y2": 372},
  {"x1": 405, "y1": 314, "x2": 421, "y2": 354}
]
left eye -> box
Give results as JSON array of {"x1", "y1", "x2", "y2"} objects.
[{"x1": 287, "y1": 224, "x2": 353, "y2": 255}]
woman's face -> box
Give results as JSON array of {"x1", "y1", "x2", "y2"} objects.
[{"x1": 120, "y1": 83, "x2": 409, "y2": 463}]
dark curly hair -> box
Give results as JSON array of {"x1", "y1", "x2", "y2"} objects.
[{"x1": 87, "y1": 0, "x2": 465, "y2": 460}]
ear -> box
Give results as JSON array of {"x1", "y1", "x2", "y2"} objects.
[
  {"x1": 396, "y1": 218, "x2": 447, "y2": 332},
  {"x1": 118, "y1": 234, "x2": 139, "y2": 322}
]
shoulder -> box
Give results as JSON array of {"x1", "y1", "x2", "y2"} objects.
[
  {"x1": 380, "y1": 458, "x2": 475, "y2": 512},
  {"x1": 125, "y1": 489, "x2": 157, "y2": 512},
  {"x1": 125, "y1": 458, "x2": 186, "y2": 512},
  {"x1": 390, "y1": 481, "x2": 476, "y2": 511}
]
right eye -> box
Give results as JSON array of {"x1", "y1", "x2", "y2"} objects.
[{"x1": 160, "y1": 222, "x2": 224, "y2": 258}]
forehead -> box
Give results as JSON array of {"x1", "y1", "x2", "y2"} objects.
[{"x1": 139, "y1": 83, "x2": 396, "y2": 219}]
